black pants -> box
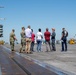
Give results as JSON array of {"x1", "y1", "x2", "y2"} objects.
[
  {"x1": 30, "y1": 41, "x2": 34, "y2": 51},
  {"x1": 61, "y1": 40, "x2": 67, "y2": 51}
]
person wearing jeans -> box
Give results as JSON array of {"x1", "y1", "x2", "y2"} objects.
[
  {"x1": 36, "y1": 28, "x2": 43, "y2": 52},
  {"x1": 61, "y1": 28, "x2": 68, "y2": 51}
]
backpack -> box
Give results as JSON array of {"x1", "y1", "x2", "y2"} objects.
[
  {"x1": 66, "y1": 31, "x2": 68, "y2": 37},
  {"x1": 61, "y1": 31, "x2": 68, "y2": 41}
]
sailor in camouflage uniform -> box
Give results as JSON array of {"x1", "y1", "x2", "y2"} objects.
[
  {"x1": 10, "y1": 29, "x2": 17, "y2": 51},
  {"x1": 20, "y1": 27, "x2": 26, "y2": 53}
]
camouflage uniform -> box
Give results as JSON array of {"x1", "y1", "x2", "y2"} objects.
[
  {"x1": 20, "y1": 30, "x2": 26, "y2": 52},
  {"x1": 10, "y1": 31, "x2": 16, "y2": 51}
]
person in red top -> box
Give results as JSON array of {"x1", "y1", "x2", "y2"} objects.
[
  {"x1": 44, "y1": 28, "x2": 51, "y2": 52},
  {"x1": 31, "y1": 29, "x2": 35, "y2": 52}
]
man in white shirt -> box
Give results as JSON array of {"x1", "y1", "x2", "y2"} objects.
[
  {"x1": 36, "y1": 28, "x2": 43, "y2": 52},
  {"x1": 25, "y1": 25, "x2": 32, "y2": 53}
]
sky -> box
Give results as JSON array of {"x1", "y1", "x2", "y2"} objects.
[{"x1": 0, "y1": 0, "x2": 76, "y2": 43}]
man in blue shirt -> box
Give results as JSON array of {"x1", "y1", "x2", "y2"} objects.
[{"x1": 51, "y1": 28, "x2": 56, "y2": 51}]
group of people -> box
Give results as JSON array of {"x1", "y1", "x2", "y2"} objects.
[{"x1": 9, "y1": 25, "x2": 68, "y2": 54}]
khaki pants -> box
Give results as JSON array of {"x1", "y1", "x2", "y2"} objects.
[{"x1": 25, "y1": 38, "x2": 31, "y2": 53}]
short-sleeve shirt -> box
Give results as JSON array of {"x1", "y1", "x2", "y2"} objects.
[
  {"x1": 36, "y1": 32, "x2": 43, "y2": 40},
  {"x1": 51, "y1": 31, "x2": 56, "y2": 39},
  {"x1": 31, "y1": 33, "x2": 35, "y2": 42},
  {"x1": 44, "y1": 31, "x2": 51, "y2": 41}
]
